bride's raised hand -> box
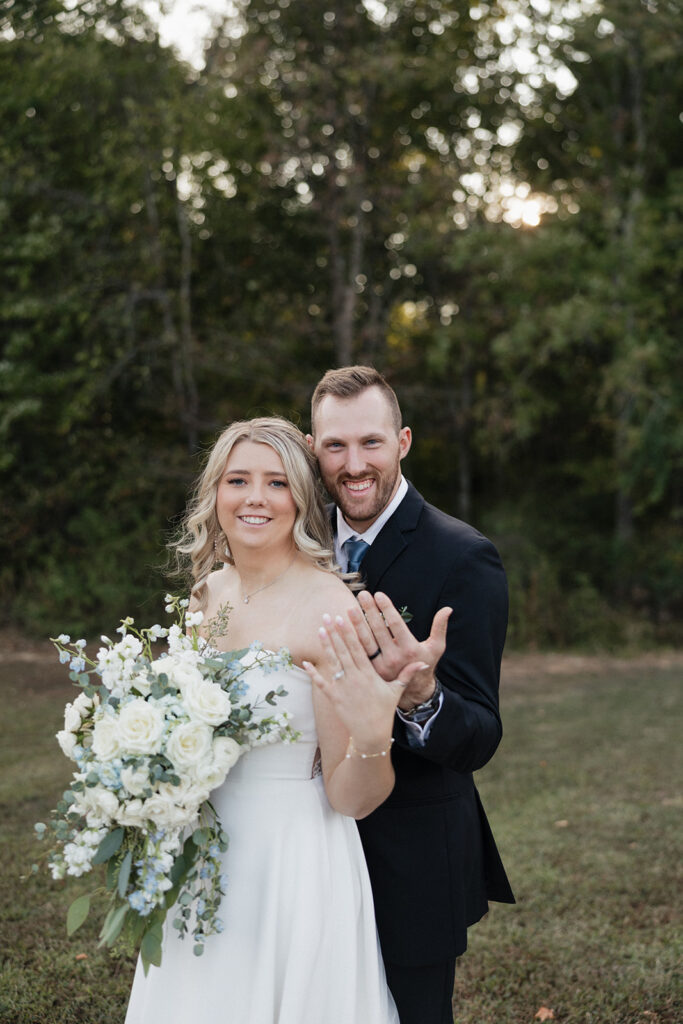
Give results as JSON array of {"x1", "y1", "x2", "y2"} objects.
[{"x1": 303, "y1": 613, "x2": 427, "y2": 752}]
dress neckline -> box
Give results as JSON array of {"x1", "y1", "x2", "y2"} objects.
[{"x1": 240, "y1": 647, "x2": 310, "y2": 680}]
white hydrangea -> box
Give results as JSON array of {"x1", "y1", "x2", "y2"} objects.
[
  {"x1": 95, "y1": 636, "x2": 144, "y2": 698},
  {"x1": 50, "y1": 860, "x2": 67, "y2": 880}
]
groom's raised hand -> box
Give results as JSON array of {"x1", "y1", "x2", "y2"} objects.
[{"x1": 349, "y1": 592, "x2": 451, "y2": 710}]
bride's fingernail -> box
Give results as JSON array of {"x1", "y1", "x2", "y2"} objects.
[
  {"x1": 319, "y1": 627, "x2": 328, "y2": 638},
  {"x1": 302, "y1": 660, "x2": 311, "y2": 669},
  {"x1": 335, "y1": 615, "x2": 344, "y2": 626},
  {"x1": 322, "y1": 613, "x2": 332, "y2": 625}
]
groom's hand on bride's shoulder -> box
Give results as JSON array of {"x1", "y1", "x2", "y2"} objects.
[{"x1": 348, "y1": 591, "x2": 451, "y2": 704}]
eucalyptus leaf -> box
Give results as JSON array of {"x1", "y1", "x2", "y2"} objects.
[
  {"x1": 99, "y1": 903, "x2": 128, "y2": 947},
  {"x1": 66, "y1": 894, "x2": 90, "y2": 936},
  {"x1": 92, "y1": 827, "x2": 124, "y2": 865},
  {"x1": 141, "y1": 938, "x2": 163, "y2": 971},
  {"x1": 140, "y1": 925, "x2": 163, "y2": 972},
  {"x1": 117, "y1": 849, "x2": 133, "y2": 898},
  {"x1": 105, "y1": 856, "x2": 118, "y2": 891},
  {"x1": 170, "y1": 854, "x2": 186, "y2": 885}
]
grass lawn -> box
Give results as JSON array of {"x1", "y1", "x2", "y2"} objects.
[{"x1": 0, "y1": 642, "x2": 680, "y2": 1023}]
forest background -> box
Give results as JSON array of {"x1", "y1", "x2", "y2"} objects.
[{"x1": 1, "y1": 0, "x2": 682, "y2": 649}]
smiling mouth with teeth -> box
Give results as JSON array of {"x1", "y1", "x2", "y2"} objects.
[
  {"x1": 239, "y1": 515, "x2": 271, "y2": 524},
  {"x1": 343, "y1": 479, "x2": 375, "y2": 493}
]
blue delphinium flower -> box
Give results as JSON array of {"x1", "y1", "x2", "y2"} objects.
[
  {"x1": 128, "y1": 890, "x2": 148, "y2": 913},
  {"x1": 70, "y1": 656, "x2": 86, "y2": 673},
  {"x1": 143, "y1": 874, "x2": 160, "y2": 896},
  {"x1": 97, "y1": 762, "x2": 122, "y2": 790},
  {"x1": 59, "y1": 650, "x2": 70, "y2": 664}
]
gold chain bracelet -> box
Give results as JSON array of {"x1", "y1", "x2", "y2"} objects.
[{"x1": 345, "y1": 737, "x2": 395, "y2": 760}]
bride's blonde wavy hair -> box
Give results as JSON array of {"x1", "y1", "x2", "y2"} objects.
[{"x1": 173, "y1": 417, "x2": 340, "y2": 610}]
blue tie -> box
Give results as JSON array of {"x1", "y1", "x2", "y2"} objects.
[{"x1": 343, "y1": 538, "x2": 369, "y2": 573}]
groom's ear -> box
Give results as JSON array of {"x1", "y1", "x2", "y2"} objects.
[{"x1": 305, "y1": 433, "x2": 315, "y2": 451}]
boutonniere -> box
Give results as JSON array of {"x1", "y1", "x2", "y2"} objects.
[{"x1": 399, "y1": 605, "x2": 413, "y2": 624}]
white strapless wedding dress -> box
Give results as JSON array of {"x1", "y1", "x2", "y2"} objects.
[{"x1": 125, "y1": 655, "x2": 398, "y2": 1024}]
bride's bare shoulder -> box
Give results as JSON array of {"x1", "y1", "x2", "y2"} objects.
[
  {"x1": 190, "y1": 565, "x2": 236, "y2": 611},
  {"x1": 300, "y1": 566, "x2": 358, "y2": 617}
]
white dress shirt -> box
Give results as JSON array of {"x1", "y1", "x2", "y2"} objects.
[{"x1": 334, "y1": 476, "x2": 443, "y2": 744}]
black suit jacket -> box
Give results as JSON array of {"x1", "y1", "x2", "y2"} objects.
[{"x1": 338, "y1": 482, "x2": 514, "y2": 966}]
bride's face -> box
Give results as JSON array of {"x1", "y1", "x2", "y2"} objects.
[{"x1": 216, "y1": 440, "x2": 297, "y2": 555}]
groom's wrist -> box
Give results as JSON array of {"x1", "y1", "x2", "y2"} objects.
[{"x1": 397, "y1": 677, "x2": 441, "y2": 718}]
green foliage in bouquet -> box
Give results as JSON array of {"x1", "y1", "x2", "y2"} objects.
[{"x1": 34, "y1": 596, "x2": 298, "y2": 972}]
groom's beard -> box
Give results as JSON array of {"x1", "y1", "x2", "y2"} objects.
[{"x1": 324, "y1": 464, "x2": 401, "y2": 529}]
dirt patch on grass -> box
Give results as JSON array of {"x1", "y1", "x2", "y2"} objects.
[
  {"x1": 501, "y1": 649, "x2": 683, "y2": 688},
  {"x1": 0, "y1": 629, "x2": 55, "y2": 660}
]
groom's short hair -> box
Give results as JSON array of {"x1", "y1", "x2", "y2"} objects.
[{"x1": 311, "y1": 366, "x2": 402, "y2": 433}]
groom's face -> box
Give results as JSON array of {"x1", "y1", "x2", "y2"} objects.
[{"x1": 309, "y1": 387, "x2": 411, "y2": 530}]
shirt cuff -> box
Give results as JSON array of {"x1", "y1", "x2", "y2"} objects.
[{"x1": 396, "y1": 691, "x2": 444, "y2": 747}]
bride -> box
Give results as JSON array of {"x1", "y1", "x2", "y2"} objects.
[{"x1": 125, "y1": 417, "x2": 421, "y2": 1023}]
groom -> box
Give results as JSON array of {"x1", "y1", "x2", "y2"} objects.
[{"x1": 308, "y1": 366, "x2": 514, "y2": 1024}]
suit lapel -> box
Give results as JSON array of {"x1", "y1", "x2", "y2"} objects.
[{"x1": 360, "y1": 482, "x2": 424, "y2": 590}]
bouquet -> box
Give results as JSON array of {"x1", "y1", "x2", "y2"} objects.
[{"x1": 34, "y1": 595, "x2": 297, "y2": 972}]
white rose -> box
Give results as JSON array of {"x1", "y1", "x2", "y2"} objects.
[
  {"x1": 183, "y1": 677, "x2": 232, "y2": 727},
  {"x1": 150, "y1": 657, "x2": 203, "y2": 694},
  {"x1": 165, "y1": 721, "x2": 213, "y2": 772},
  {"x1": 115, "y1": 798, "x2": 148, "y2": 829},
  {"x1": 56, "y1": 729, "x2": 78, "y2": 759},
  {"x1": 73, "y1": 784, "x2": 119, "y2": 828},
  {"x1": 91, "y1": 716, "x2": 122, "y2": 760},
  {"x1": 120, "y1": 764, "x2": 151, "y2": 797},
  {"x1": 212, "y1": 736, "x2": 242, "y2": 773},
  {"x1": 117, "y1": 698, "x2": 164, "y2": 755},
  {"x1": 63, "y1": 702, "x2": 82, "y2": 733},
  {"x1": 73, "y1": 691, "x2": 97, "y2": 717},
  {"x1": 142, "y1": 790, "x2": 188, "y2": 829},
  {"x1": 158, "y1": 779, "x2": 208, "y2": 814},
  {"x1": 201, "y1": 762, "x2": 230, "y2": 791},
  {"x1": 129, "y1": 671, "x2": 152, "y2": 697}
]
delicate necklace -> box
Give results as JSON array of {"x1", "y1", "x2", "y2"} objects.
[{"x1": 240, "y1": 557, "x2": 296, "y2": 605}]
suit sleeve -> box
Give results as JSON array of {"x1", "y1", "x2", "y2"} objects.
[{"x1": 394, "y1": 535, "x2": 508, "y2": 773}]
